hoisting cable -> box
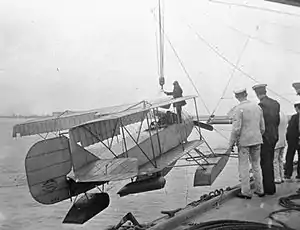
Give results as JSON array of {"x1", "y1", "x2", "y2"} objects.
[
  {"x1": 151, "y1": 9, "x2": 211, "y2": 114},
  {"x1": 187, "y1": 23, "x2": 294, "y2": 106},
  {"x1": 209, "y1": 36, "x2": 250, "y2": 118},
  {"x1": 152, "y1": 6, "x2": 160, "y2": 78},
  {"x1": 158, "y1": 0, "x2": 165, "y2": 89}
]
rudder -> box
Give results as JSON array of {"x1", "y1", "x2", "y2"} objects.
[{"x1": 25, "y1": 136, "x2": 72, "y2": 204}]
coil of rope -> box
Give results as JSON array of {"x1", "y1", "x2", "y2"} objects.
[
  {"x1": 187, "y1": 187, "x2": 233, "y2": 207},
  {"x1": 267, "y1": 188, "x2": 300, "y2": 230}
]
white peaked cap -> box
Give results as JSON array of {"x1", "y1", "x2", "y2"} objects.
[
  {"x1": 233, "y1": 88, "x2": 247, "y2": 95},
  {"x1": 294, "y1": 100, "x2": 300, "y2": 106}
]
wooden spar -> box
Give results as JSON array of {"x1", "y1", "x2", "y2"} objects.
[
  {"x1": 136, "y1": 111, "x2": 147, "y2": 143},
  {"x1": 120, "y1": 120, "x2": 128, "y2": 158},
  {"x1": 109, "y1": 119, "x2": 120, "y2": 149},
  {"x1": 193, "y1": 97, "x2": 202, "y2": 139},
  {"x1": 153, "y1": 108, "x2": 163, "y2": 156},
  {"x1": 145, "y1": 112, "x2": 157, "y2": 168}
]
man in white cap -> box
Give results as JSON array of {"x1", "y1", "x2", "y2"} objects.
[
  {"x1": 253, "y1": 83, "x2": 280, "y2": 195},
  {"x1": 229, "y1": 88, "x2": 265, "y2": 199},
  {"x1": 284, "y1": 100, "x2": 300, "y2": 180}
]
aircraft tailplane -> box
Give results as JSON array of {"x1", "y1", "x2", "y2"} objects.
[
  {"x1": 25, "y1": 136, "x2": 72, "y2": 204},
  {"x1": 69, "y1": 131, "x2": 99, "y2": 172}
]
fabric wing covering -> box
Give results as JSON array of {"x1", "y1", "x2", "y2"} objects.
[{"x1": 69, "y1": 109, "x2": 150, "y2": 147}]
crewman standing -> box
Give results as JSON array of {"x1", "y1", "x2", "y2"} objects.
[
  {"x1": 229, "y1": 88, "x2": 265, "y2": 199},
  {"x1": 284, "y1": 101, "x2": 300, "y2": 180},
  {"x1": 164, "y1": 81, "x2": 186, "y2": 123},
  {"x1": 253, "y1": 84, "x2": 280, "y2": 195}
]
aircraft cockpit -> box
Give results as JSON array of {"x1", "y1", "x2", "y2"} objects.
[{"x1": 148, "y1": 110, "x2": 178, "y2": 130}]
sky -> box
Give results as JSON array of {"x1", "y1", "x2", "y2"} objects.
[{"x1": 1, "y1": 0, "x2": 300, "y2": 115}]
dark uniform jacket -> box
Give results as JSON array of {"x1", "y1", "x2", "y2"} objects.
[
  {"x1": 259, "y1": 96, "x2": 280, "y2": 146},
  {"x1": 286, "y1": 113, "x2": 300, "y2": 147},
  {"x1": 165, "y1": 85, "x2": 186, "y2": 107}
]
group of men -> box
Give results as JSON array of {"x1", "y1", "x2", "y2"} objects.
[{"x1": 229, "y1": 84, "x2": 300, "y2": 199}]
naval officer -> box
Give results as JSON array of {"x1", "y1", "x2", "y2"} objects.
[
  {"x1": 253, "y1": 83, "x2": 280, "y2": 195},
  {"x1": 229, "y1": 88, "x2": 265, "y2": 199}
]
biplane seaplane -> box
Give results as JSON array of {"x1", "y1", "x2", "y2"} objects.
[{"x1": 12, "y1": 95, "x2": 230, "y2": 224}]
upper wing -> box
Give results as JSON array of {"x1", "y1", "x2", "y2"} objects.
[
  {"x1": 12, "y1": 103, "x2": 144, "y2": 137},
  {"x1": 69, "y1": 95, "x2": 198, "y2": 147},
  {"x1": 69, "y1": 106, "x2": 150, "y2": 147},
  {"x1": 148, "y1": 95, "x2": 197, "y2": 109},
  {"x1": 138, "y1": 140, "x2": 203, "y2": 175}
]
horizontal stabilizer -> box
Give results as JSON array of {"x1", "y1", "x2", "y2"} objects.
[
  {"x1": 75, "y1": 158, "x2": 138, "y2": 182},
  {"x1": 193, "y1": 120, "x2": 213, "y2": 131},
  {"x1": 194, "y1": 151, "x2": 230, "y2": 186},
  {"x1": 139, "y1": 140, "x2": 203, "y2": 175},
  {"x1": 25, "y1": 136, "x2": 72, "y2": 204},
  {"x1": 63, "y1": 193, "x2": 110, "y2": 224}
]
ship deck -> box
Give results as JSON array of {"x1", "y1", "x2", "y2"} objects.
[
  {"x1": 185, "y1": 180, "x2": 300, "y2": 230},
  {"x1": 147, "y1": 178, "x2": 300, "y2": 230}
]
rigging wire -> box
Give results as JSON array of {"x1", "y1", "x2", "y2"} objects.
[
  {"x1": 210, "y1": 36, "x2": 251, "y2": 117},
  {"x1": 164, "y1": 33, "x2": 211, "y2": 114},
  {"x1": 209, "y1": 0, "x2": 300, "y2": 18},
  {"x1": 151, "y1": 9, "x2": 211, "y2": 114},
  {"x1": 180, "y1": 7, "x2": 300, "y2": 57},
  {"x1": 187, "y1": 23, "x2": 294, "y2": 105}
]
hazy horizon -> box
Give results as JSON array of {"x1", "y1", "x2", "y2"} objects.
[{"x1": 1, "y1": 0, "x2": 300, "y2": 116}]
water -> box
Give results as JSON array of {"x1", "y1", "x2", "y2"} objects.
[{"x1": 0, "y1": 118, "x2": 239, "y2": 230}]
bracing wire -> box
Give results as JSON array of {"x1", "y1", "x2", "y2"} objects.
[
  {"x1": 163, "y1": 33, "x2": 211, "y2": 114},
  {"x1": 181, "y1": 8, "x2": 300, "y2": 56},
  {"x1": 209, "y1": 0, "x2": 300, "y2": 18},
  {"x1": 187, "y1": 23, "x2": 294, "y2": 105},
  {"x1": 210, "y1": 36, "x2": 251, "y2": 117}
]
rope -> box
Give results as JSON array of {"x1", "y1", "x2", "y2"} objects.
[
  {"x1": 150, "y1": 10, "x2": 211, "y2": 114},
  {"x1": 209, "y1": 36, "x2": 250, "y2": 117},
  {"x1": 187, "y1": 24, "x2": 294, "y2": 105},
  {"x1": 209, "y1": 0, "x2": 300, "y2": 18},
  {"x1": 182, "y1": 9, "x2": 300, "y2": 56},
  {"x1": 268, "y1": 188, "x2": 300, "y2": 230}
]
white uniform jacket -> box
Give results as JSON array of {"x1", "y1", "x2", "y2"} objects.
[{"x1": 229, "y1": 100, "x2": 265, "y2": 147}]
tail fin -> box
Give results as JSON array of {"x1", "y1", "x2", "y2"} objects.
[
  {"x1": 68, "y1": 131, "x2": 99, "y2": 173},
  {"x1": 25, "y1": 136, "x2": 72, "y2": 204}
]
